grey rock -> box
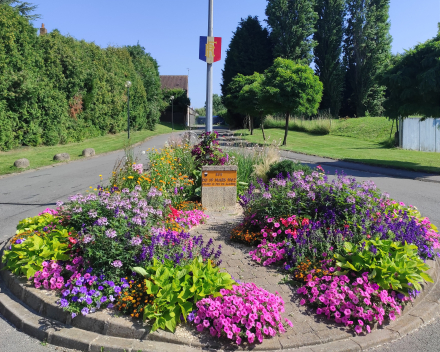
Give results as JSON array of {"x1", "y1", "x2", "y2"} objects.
[
  {"x1": 81, "y1": 148, "x2": 95, "y2": 157},
  {"x1": 13, "y1": 158, "x2": 29, "y2": 169},
  {"x1": 53, "y1": 153, "x2": 70, "y2": 161}
]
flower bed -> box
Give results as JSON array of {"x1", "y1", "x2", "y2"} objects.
[
  {"x1": 1, "y1": 134, "x2": 293, "y2": 347},
  {"x1": 2, "y1": 132, "x2": 438, "y2": 345},
  {"x1": 233, "y1": 169, "x2": 439, "y2": 334}
]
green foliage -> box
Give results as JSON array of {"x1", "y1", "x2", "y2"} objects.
[
  {"x1": 15, "y1": 213, "x2": 58, "y2": 236},
  {"x1": 0, "y1": 7, "x2": 162, "y2": 151},
  {"x1": 265, "y1": 0, "x2": 318, "y2": 64},
  {"x1": 343, "y1": 0, "x2": 392, "y2": 117},
  {"x1": 221, "y1": 16, "x2": 273, "y2": 127},
  {"x1": 266, "y1": 160, "x2": 312, "y2": 180},
  {"x1": 2, "y1": 230, "x2": 70, "y2": 278},
  {"x1": 313, "y1": 0, "x2": 345, "y2": 117},
  {"x1": 0, "y1": 0, "x2": 40, "y2": 20},
  {"x1": 262, "y1": 58, "x2": 323, "y2": 145},
  {"x1": 162, "y1": 88, "x2": 190, "y2": 113},
  {"x1": 335, "y1": 239, "x2": 433, "y2": 294},
  {"x1": 382, "y1": 32, "x2": 440, "y2": 119},
  {"x1": 133, "y1": 257, "x2": 235, "y2": 332}
]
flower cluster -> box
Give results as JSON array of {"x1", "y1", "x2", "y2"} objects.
[
  {"x1": 249, "y1": 239, "x2": 286, "y2": 266},
  {"x1": 59, "y1": 273, "x2": 126, "y2": 318},
  {"x1": 297, "y1": 272, "x2": 408, "y2": 334},
  {"x1": 33, "y1": 260, "x2": 65, "y2": 290},
  {"x1": 192, "y1": 283, "x2": 292, "y2": 345},
  {"x1": 191, "y1": 131, "x2": 228, "y2": 168},
  {"x1": 292, "y1": 258, "x2": 334, "y2": 282},
  {"x1": 114, "y1": 276, "x2": 154, "y2": 318}
]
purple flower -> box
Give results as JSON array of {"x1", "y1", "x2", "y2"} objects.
[
  {"x1": 263, "y1": 192, "x2": 272, "y2": 199},
  {"x1": 111, "y1": 260, "x2": 123, "y2": 268},
  {"x1": 105, "y1": 229, "x2": 117, "y2": 238},
  {"x1": 81, "y1": 307, "x2": 89, "y2": 316}
]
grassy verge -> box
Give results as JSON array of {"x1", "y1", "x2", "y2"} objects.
[
  {"x1": 264, "y1": 116, "x2": 395, "y2": 143},
  {"x1": 0, "y1": 123, "x2": 184, "y2": 176},
  {"x1": 235, "y1": 128, "x2": 440, "y2": 174}
]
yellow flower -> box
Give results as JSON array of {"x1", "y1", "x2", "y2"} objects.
[{"x1": 128, "y1": 176, "x2": 134, "y2": 179}]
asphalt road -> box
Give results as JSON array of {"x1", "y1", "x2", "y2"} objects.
[{"x1": 0, "y1": 130, "x2": 439, "y2": 352}]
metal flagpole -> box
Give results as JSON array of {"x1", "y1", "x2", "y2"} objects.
[{"x1": 205, "y1": 0, "x2": 213, "y2": 133}]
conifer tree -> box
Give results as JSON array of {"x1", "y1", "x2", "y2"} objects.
[
  {"x1": 221, "y1": 16, "x2": 273, "y2": 125},
  {"x1": 265, "y1": 0, "x2": 318, "y2": 64},
  {"x1": 0, "y1": 0, "x2": 40, "y2": 20},
  {"x1": 343, "y1": 0, "x2": 392, "y2": 117},
  {"x1": 313, "y1": 0, "x2": 345, "y2": 116}
]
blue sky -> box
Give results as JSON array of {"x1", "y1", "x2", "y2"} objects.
[{"x1": 30, "y1": 0, "x2": 440, "y2": 108}]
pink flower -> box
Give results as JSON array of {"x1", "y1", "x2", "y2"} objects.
[
  {"x1": 300, "y1": 299, "x2": 306, "y2": 305},
  {"x1": 236, "y1": 336, "x2": 242, "y2": 345},
  {"x1": 389, "y1": 311, "x2": 396, "y2": 321},
  {"x1": 355, "y1": 325, "x2": 363, "y2": 334},
  {"x1": 196, "y1": 324, "x2": 204, "y2": 332}
]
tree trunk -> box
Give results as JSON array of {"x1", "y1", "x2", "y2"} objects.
[
  {"x1": 283, "y1": 112, "x2": 289, "y2": 146},
  {"x1": 261, "y1": 115, "x2": 266, "y2": 141},
  {"x1": 250, "y1": 116, "x2": 254, "y2": 135}
]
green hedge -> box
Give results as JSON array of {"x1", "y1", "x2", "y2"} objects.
[{"x1": 0, "y1": 5, "x2": 163, "y2": 150}]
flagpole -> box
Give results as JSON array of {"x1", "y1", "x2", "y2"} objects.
[{"x1": 205, "y1": 0, "x2": 214, "y2": 133}]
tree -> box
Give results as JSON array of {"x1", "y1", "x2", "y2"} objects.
[
  {"x1": 0, "y1": 0, "x2": 40, "y2": 20},
  {"x1": 261, "y1": 58, "x2": 323, "y2": 145},
  {"x1": 212, "y1": 94, "x2": 225, "y2": 116},
  {"x1": 225, "y1": 73, "x2": 265, "y2": 136},
  {"x1": 343, "y1": 0, "x2": 392, "y2": 117},
  {"x1": 221, "y1": 16, "x2": 273, "y2": 126},
  {"x1": 265, "y1": 0, "x2": 318, "y2": 64},
  {"x1": 313, "y1": 0, "x2": 345, "y2": 117},
  {"x1": 238, "y1": 73, "x2": 268, "y2": 138},
  {"x1": 382, "y1": 27, "x2": 440, "y2": 119},
  {"x1": 162, "y1": 88, "x2": 190, "y2": 113}
]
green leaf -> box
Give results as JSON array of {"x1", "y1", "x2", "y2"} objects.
[
  {"x1": 420, "y1": 272, "x2": 434, "y2": 283},
  {"x1": 132, "y1": 267, "x2": 148, "y2": 277}
]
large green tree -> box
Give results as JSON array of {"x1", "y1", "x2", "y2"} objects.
[
  {"x1": 261, "y1": 58, "x2": 323, "y2": 145},
  {"x1": 382, "y1": 26, "x2": 440, "y2": 119},
  {"x1": 221, "y1": 16, "x2": 273, "y2": 126},
  {"x1": 0, "y1": 0, "x2": 39, "y2": 20},
  {"x1": 343, "y1": 0, "x2": 392, "y2": 117},
  {"x1": 265, "y1": 0, "x2": 318, "y2": 64},
  {"x1": 313, "y1": 0, "x2": 345, "y2": 117}
]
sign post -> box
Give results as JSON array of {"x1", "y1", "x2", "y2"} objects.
[{"x1": 199, "y1": 0, "x2": 221, "y2": 133}]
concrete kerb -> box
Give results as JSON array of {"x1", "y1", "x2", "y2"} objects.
[{"x1": 1, "y1": 236, "x2": 440, "y2": 351}]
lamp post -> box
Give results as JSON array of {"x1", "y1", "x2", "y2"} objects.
[
  {"x1": 125, "y1": 81, "x2": 132, "y2": 139},
  {"x1": 170, "y1": 95, "x2": 175, "y2": 131}
]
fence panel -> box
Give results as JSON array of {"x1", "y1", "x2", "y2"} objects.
[{"x1": 402, "y1": 118, "x2": 440, "y2": 153}]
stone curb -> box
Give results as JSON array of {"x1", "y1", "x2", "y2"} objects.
[{"x1": 2, "y1": 239, "x2": 440, "y2": 351}]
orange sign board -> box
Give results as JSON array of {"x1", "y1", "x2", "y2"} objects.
[{"x1": 202, "y1": 170, "x2": 237, "y2": 187}]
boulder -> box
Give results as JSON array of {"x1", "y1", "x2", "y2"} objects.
[
  {"x1": 182, "y1": 131, "x2": 199, "y2": 146},
  {"x1": 14, "y1": 158, "x2": 30, "y2": 168},
  {"x1": 82, "y1": 148, "x2": 95, "y2": 157},
  {"x1": 53, "y1": 153, "x2": 70, "y2": 161}
]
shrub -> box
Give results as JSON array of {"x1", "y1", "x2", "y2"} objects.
[
  {"x1": 2, "y1": 229, "x2": 71, "y2": 278},
  {"x1": 133, "y1": 257, "x2": 236, "y2": 332},
  {"x1": 191, "y1": 132, "x2": 229, "y2": 169},
  {"x1": 335, "y1": 239, "x2": 433, "y2": 294},
  {"x1": 266, "y1": 160, "x2": 312, "y2": 180}
]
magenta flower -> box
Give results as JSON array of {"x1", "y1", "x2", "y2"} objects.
[{"x1": 111, "y1": 260, "x2": 122, "y2": 268}]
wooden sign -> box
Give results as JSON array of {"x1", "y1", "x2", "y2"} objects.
[{"x1": 202, "y1": 170, "x2": 237, "y2": 187}]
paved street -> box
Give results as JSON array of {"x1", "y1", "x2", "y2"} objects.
[{"x1": 1, "y1": 131, "x2": 439, "y2": 351}]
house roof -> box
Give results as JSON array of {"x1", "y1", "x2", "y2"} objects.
[{"x1": 160, "y1": 75, "x2": 188, "y2": 92}]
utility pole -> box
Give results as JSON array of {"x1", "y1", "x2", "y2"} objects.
[{"x1": 205, "y1": 0, "x2": 214, "y2": 133}]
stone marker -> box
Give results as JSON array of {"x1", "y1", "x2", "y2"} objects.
[
  {"x1": 14, "y1": 158, "x2": 30, "y2": 168},
  {"x1": 182, "y1": 131, "x2": 199, "y2": 146},
  {"x1": 53, "y1": 153, "x2": 70, "y2": 161},
  {"x1": 82, "y1": 148, "x2": 95, "y2": 157},
  {"x1": 201, "y1": 165, "x2": 237, "y2": 209}
]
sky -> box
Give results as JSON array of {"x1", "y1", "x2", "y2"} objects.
[{"x1": 29, "y1": 0, "x2": 440, "y2": 109}]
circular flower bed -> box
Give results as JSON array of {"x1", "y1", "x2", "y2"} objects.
[{"x1": 2, "y1": 133, "x2": 438, "y2": 345}]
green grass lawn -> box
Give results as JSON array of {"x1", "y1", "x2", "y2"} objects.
[
  {"x1": 236, "y1": 126, "x2": 440, "y2": 174},
  {"x1": 0, "y1": 123, "x2": 183, "y2": 176}
]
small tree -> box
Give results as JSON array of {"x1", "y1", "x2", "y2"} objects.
[
  {"x1": 237, "y1": 73, "x2": 268, "y2": 139},
  {"x1": 262, "y1": 58, "x2": 323, "y2": 145}
]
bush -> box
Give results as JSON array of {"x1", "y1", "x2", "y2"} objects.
[
  {"x1": 0, "y1": 7, "x2": 162, "y2": 151},
  {"x1": 133, "y1": 257, "x2": 235, "y2": 332},
  {"x1": 335, "y1": 239, "x2": 433, "y2": 293},
  {"x1": 266, "y1": 160, "x2": 312, "y2": 180}
]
